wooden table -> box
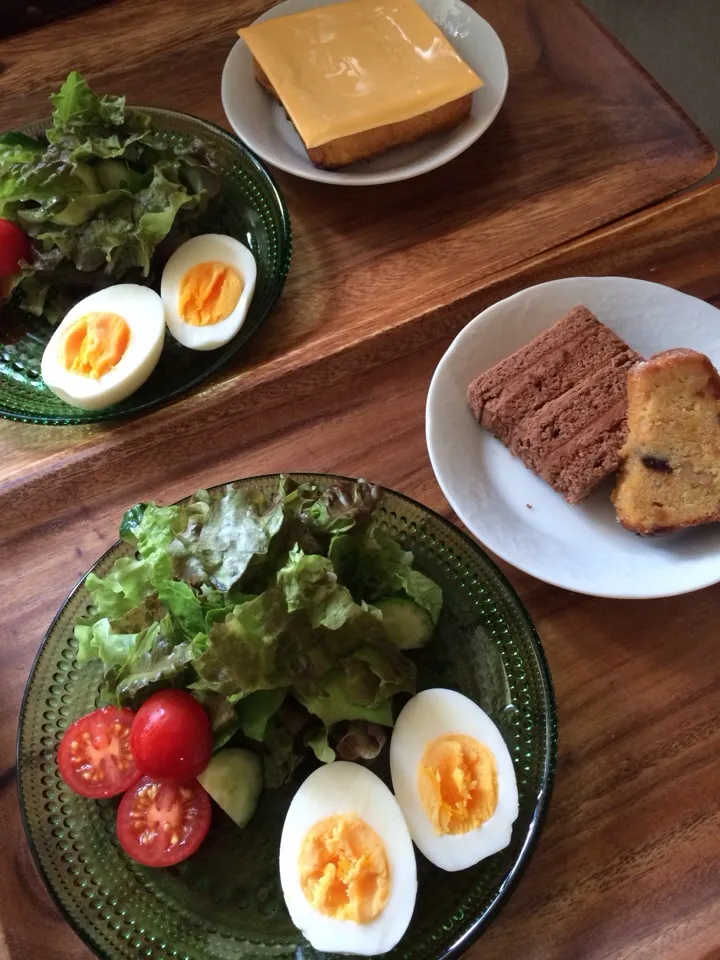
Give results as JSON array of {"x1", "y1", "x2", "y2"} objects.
[
  {"x1": 0, "y1": 0, "x2": 715, "y2": 512},
  {"x1": 4, "y1": 182, "x2": 720, "y2": 959}
]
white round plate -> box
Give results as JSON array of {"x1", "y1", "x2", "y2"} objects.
[
  {"x1": 426, "y1": 277, "x2": 720, "y2": 599},
  {"x1": 221, "y1": 0, "x2": 508, "y2": 186}
]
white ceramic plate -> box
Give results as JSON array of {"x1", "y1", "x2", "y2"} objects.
[
  {"x1": 426, "y1": 277, "x2": 720, "y2": 599},
  {"x1": 221, "y1": 0, "x2": 508, "y2": 186}
]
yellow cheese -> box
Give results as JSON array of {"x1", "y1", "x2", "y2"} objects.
[{"x1": 239, "y1": 0, "x2": 483, "y2": 149}]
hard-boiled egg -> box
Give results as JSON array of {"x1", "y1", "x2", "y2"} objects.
[
  {"x1": 160, "y1": 234, "x2": 256, "y2": 350},
  {"x1": 279, "y1": 761, "x2": 417, "y2": 956},
  {"x1": 41, "y1": 285, "x2": 165, "y2": 410},
  {"x1": 390, "y1": 688, "x2": 518, "y2": 872}
]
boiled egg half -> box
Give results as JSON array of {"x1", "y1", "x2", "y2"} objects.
[
  {"x1": 160, "y1": 234, "x2": 256, "y2": 350},
  {"x1": 390, "y1": 688, "x2": 519, "y2": 872},
  {"x1": 279, "y1": 761, "x2": 417, "y2": 956},
  {"x1": 41, "y1": 285, "x2": 165, "y2": 410}
]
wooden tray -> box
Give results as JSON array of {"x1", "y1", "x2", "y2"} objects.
[
  {"x1": 0, "y1": 0, "x2": 715, "y2": 489},
  {"x1": 3, "y1": 182, "x2": 720, "y2": 960}
]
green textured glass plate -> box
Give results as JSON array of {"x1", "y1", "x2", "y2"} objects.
[
  {"x1": 0, "y1": 108, "x2": 291, "y2": 425},
  {"x1": 18, "y1": 474, "x2": 557, "y2": 960}
]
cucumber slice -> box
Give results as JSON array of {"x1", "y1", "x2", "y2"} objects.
[
  {"x1": 375, "y1": 597, "x2": 434, "y2": 650},
  {"x1": 197, "y1": 748, "x2": 263, "y2": 828}
]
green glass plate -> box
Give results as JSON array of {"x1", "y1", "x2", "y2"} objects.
[
  {"x1": 17, "y1": 474, "x2": 557, "y2": 960},
  {"x1": 0, "y1": 109, "x2": 292, "y2": 425}
]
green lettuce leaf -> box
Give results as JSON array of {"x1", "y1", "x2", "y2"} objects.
[
  {"x1": 0, "y1": 131, "x2": 44, "y2": 171},
  {"x1": 191, "y1": 588, "x2": 290, "y2": 698},
  {"x1": 76, "y1": 591, "x2": 199, "y2": 704},
  {"x1": 276, "y1": 546, "x2": 357, "y2": 629},
  {"x1": 296, "y1": 679, "x2": 394, "y2": 728},
  {"x1": 115, "y1": 634, "x2": 195, "y2": 704},
  {"x1": 82, "y1": 556, "x2": 161, "y2": 621},
  {"x1": 285, "y1": 478, "x2": 380, "y2": 536},
  {"x1": 305, "y1": 726, "x2": 335, "y2": 763},
  {"x1": 235, "y1": 689, "x2": 286, "y2": 741},
  {"x1": 172, "y1": 485, "x2": 287, "y2": 592},
  {"x1": 156, "y1": 580, "x2": 205, "y2": 639},
  {"x1": 77, "y1": 502, "x2": 183, "y2": 625},
  {"x1": 328, "y1": 528, "x2": 442, "y2": 623},
  {"x1": 75, "y1": 616, "x2": 159, "y2": 673},
  {"x1": 122, "y1": 500, "x2": 182, "y2": 558},
  {"x1": 47, "y1": 71, "x2": 147, "y2": 161}
]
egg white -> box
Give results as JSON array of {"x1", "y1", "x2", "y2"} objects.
[
  {"x1": 160, "y1": 234, "x2": 257, "y2": 350},
  {"x1": 390, "y1": 688, "x2": 519, "y2": 872},
  {"x1": 40, "y1": 285, "x2": 165, "y2": 411},
  {"x1": 279, "y1": 762, "x2": 417, "y2": 956}
]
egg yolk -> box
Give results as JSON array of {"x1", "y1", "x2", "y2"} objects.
[
  {"x1": 299, "y1": 815, "x2": 391, "y2": 924},
  {"x1": 178, "y1": 261, "x2": 243, "y2": 326},
  {"x1": 419, "y1": 734, "x2": 498, "y2": 835},
  {"x1": 59, "y1": 312, "x2": 130, "y2": 379}
]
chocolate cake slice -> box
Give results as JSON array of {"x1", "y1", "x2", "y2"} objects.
[{"x1": 467, "y1": 305, "x2": 642, "y2": 503}]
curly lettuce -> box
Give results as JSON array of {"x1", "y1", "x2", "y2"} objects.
[
  {"x1": 1, "y1": 71, "x2": 221, "y2": 323},
  {"x1": 74, "y1": 477, "x2": 441, "y2": 781}
]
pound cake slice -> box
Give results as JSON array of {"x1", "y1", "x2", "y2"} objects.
[
  {"x1": 467, "y1": 306, "x2": 642, "y2": 503},
  {"x1": 612, "y1": 349, "x2": 720, "y2": 534}
]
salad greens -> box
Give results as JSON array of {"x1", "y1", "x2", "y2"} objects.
[
  {"x1": 75, "y1": 477, "x2": 443, "y2": 781},
  {"x1": 0, "y1": 71, "x2": 220, "y2": 322}
]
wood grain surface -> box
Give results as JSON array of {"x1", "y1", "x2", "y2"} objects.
[
  {"x1": 4, "y1": 181, "x2": 720, "y2": 542},
  {"x1": 3, "y1": 185, "x2": 720, "y2": 960},
  {"x1": 0, "y1": 0, "x2": 715, "y2": 493}
]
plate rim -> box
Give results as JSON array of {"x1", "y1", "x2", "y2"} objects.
[
  {"x1": 17, "y1": 471, "x2": 557, "y2": 960},
  {"x1": 0, "y1": 106, "x2": 293, "y2": 426},
  {"x1": 221, "y1": 0, "x2": 509, "y2": 186},
  {"x1": 426, "y1": 275, "x2": 720, "y2": 600}
]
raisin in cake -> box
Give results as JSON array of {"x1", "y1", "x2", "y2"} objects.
[
  {"x1": 467, "y1": 305, "x2": 642, "y2": 503},
  {"x1": 611, "y1": 349, "x2": 720, "y2": 534}
]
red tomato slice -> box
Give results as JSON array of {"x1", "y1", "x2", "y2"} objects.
[
  {"x1": 131, "y1": 690, "x2": 212, "y2": 781},
  {"x1": 0, "y1": 218, "x2": 32, "y2": 278},
  {"x1": 117, "y1": 776, "x2": 211, "y2": 867},
  {"x1": 58, "y1": 706, "x2": 140, "y2": 799}
]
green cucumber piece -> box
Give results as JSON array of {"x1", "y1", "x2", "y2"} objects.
[
  {"x1": 375, "y1": 597, "x2": 434, "y2": 650},
  {"x1": 197, "y1": 748, "x2": 263, "y2": 828}
]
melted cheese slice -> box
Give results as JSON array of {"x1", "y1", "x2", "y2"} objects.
[{"x1": 239, "y1": 0, "x2": 483, "y2": 148}]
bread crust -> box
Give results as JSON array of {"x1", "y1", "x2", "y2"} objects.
[{"x1": 254, "y1": 59, "x2": 473, "y2": 169}]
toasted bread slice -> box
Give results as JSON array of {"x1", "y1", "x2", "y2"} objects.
[
  {"x1": 612, "y1": 349, "x2": 720, "y2": 534},
  {"x1": 254, "y1": 60, "x2": 472, "y2": 169}
]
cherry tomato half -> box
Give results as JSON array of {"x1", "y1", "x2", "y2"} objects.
[
  {"x1": 0, "y1": 218, "x2": 32, "y2": 278},
  {"x1": 117, "y1": 776, "x2": 211, "y2": 867},
  {"x1": 58, "y1": 706, "x2": 140, "y2": 799},
  {"x1": 130, "y1": 690, "x2": 212, "y2": 781}
]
